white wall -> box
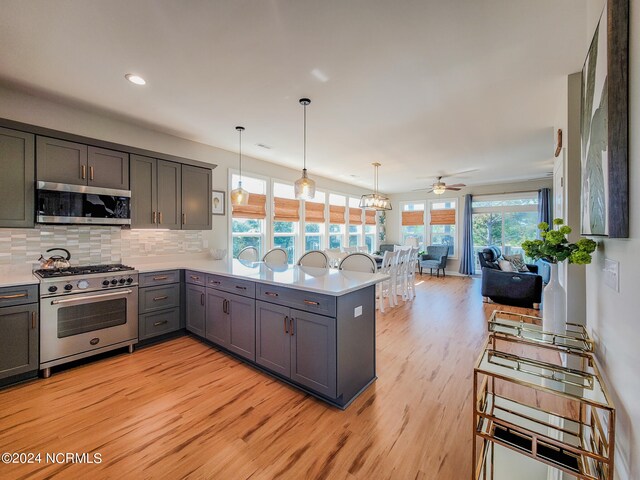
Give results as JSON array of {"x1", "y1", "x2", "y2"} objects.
[
  {"x1": 0, "y1": 85, "x2": 371, "y2": 252},
  {"x1": 386, "y1": 178, "x2": 552, "y2": 273},
  {"x1": 584, "y1": 1, "x2": 640, "y2": 478}
]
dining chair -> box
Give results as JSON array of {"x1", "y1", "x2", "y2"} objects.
[
  {"x1": 237, "y1": 246, "x2": 259, "y2": 262},
  {"x1": 338, "y1": 252, "x2": 377, "y2": 273},
  {"x1": 297, "y1": 250, "x2": 329, "y2": 268},
  {"x1": 394, "y1": 247, "x2": 410, "y2": 302},
  {"x1": 324, "y1": 249, "x2": 346, "y2": 268},
  {"x1": 377, "y1": 250, "x2": 398, "y2": 313},
  {"x1": 405, "y1": 247, "x2": 420, "y2": 301},
  {"x1": 262, "y1": 247, "x2": 288, "y2": 264},
  {"x1": 342, "y1": 246, "x2": 358, "y2": 254}
]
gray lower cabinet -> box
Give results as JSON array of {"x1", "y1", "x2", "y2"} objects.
[
  {"x1": 0, "y1": 127, "x2": 35, "y2": 228},
  {"x1": 0, "y1": 286, "x2": 39, "y2": 381},
  {"x1": 181, "y1": 165, "x2": 211, "y2": 230},
  {"x1": 185, "y1": 283, "x2": 206, "y2": 337},
  {"x1": 138, "y1": 271, "x2": 181, "y2": 341},
  {"x1": 256, "y1": 300, "x2": 337, "y2": 398},
  {"x1": 205, "y1": 288, "x2": 255, "y2": 361}
]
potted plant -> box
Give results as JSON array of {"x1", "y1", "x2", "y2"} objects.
[{"x1": 522, "y1": 219, "x2": 597, "y2": 332}]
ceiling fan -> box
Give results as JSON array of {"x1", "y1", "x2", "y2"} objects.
[{"x1": 413, "y1": 169, "x2": 476, "y2": 194}]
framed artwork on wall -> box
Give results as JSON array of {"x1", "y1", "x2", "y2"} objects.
[
  {"x1": 212, "y1": 190, "x2": 225, "y2": 216},
  {"x1": 580, "y1": 0, "x2": 629, "y2": 238}
]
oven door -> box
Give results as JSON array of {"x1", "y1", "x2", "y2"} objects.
[{"x1": 40, "y1": 287, "x2": 138, "y2": 367}]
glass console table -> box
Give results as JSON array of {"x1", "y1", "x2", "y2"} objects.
[{"x1": 473, "y1": 311, "x2": 615, "y2": 480}]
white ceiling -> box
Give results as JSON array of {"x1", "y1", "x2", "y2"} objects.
[{"x1": 0, "y1": 0, "x2": 593, "y2": 193}]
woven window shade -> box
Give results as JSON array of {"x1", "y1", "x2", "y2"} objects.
[
  {"x1": 365, "y1": 209, "x2": 376, "y2": 225},
  {"x1": 305, "y1": 201, "x2": 325, "y2": 223},
  {"x1": 329, "y1": 205, "x2": 346, "y2": 224},
  {"x1": 273, "y1": 197, "x2": 300, "y2": 222},
  {"x1": 349, "y1": 208, "x2": 363, "y2": 225},
  {"x1": 401, "y1": 210, "x2": 424, "y2": 226},
  {"x1": 430, "y1": 208, "x2": 456, "y2": 225},
  {"x1": 232, "y1": 193, "x2": 267, "y2": 219}
]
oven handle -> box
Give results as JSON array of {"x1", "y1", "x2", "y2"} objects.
[{"x1": 50, "y1": 289, "x2": 134, "y2": 305}]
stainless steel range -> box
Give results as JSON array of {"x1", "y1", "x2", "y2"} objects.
[{"x1": 35, "y1": 264, "x2": 138, "y2": 378}]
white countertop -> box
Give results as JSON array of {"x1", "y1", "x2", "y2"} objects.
[
  {"x1": 126, "y1": 255, "x2": 388, "y2": 296},
  {"x1": 0, "y1": 265, "x2": 40, "y2": 288}
]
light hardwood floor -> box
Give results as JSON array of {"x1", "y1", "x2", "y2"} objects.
[{"x1": 0, "y1": 275, "x2": 538, "y2": 480}]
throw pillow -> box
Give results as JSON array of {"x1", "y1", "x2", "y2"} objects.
[
  {"x1": 498, "y1": 259, "x2": 514, "y2": 272},
  {"x1": 504, "y1": 254, "x2": 529, "y2": 272}
]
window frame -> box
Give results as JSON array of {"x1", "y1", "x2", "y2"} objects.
[{"x1": 228, "y1": 169, "x2": 268, "y2": 258}]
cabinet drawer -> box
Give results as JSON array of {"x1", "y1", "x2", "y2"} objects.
[
  {"x1": 206, "y1": 274, "x2": 255, "y2": 298},
  {"x1": 139, "y1": 308, "x2": 180, "y2": 340},
  {"x1": 257, "y1": 284, "x2": 336, "y2": 317},
  {"x1": 139, "y1": 270, "x2": 181, "y2": 287},
  {"x1": 139, "y1": 284, "x2": 180, "y2": 314},
  {"x1": 0, "y1": 285, "x2": 38, "y2": 308},
  {"x1": 185, "y1": 270, "x2": 206, "y2": 286}
]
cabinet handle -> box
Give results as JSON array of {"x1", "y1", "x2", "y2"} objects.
[
  {"x1": 303, "y1": 300, "x2": 320, "y2": 306},
  {"x1": 153, "y1": 295, "x2": 169, "y2": 301},
  {"x1": 290, "y1": 317, "x2": 294, "y2": 336},
  {"x1": 224, "y1": 299, "x2": 231, "y2": 314},
  {"x1": 159, "y1": 211, "x2": 163, "y2": 224},
  {"x1": 265, "y1": 291, "x2": 278, "y2": 297},
  {"x1": 152, "y1": 275, "x2": 168, "y2": 281},
  {"x1": 89, "y1": 166, "x2": 94, "y2": 181},
  {"x1": 190, "y1": 275, "x2": 200, "y2": 281},
  {"x1": 182, "y1": 213, "x2": 187, "y2": 224},
  {"x1": 284, "y1": 315, "x2": 289, "y2": 334},
  {"x1": 201, "y1": 293, "x2": 205, "y2": 305},
  {"x1": 209, "y1": 280, "x2": 221, "y2": 286},
  {"x1": 152, "y1": 211, "x2": 157, "y2": 224},
  {"x1": 235, "y1": 285, "x2": 247, "y2": 291},
  {"x1": 81, "y1": 164, "x2": 86, "y2": 179},
  {"x1": 153, "y1": 320, "x2": 169, "y2": 326},
  {"x1": 31, "y1": 311, "x2": 36, "y2": 329},
  {"x1": 0, "y1": 293, "x2": 28, "y2": 299}
]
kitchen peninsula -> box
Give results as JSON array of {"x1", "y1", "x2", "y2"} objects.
[{"x1": 131, "y1": 256, "x2": 387, "y2": 408}]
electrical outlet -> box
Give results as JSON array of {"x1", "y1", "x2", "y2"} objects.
[
  {"x1": 354, "y1": 306, "x2": 362, "y2": 317},
  {"x1": 603, "y1": 258, "x2": 619, "y2": 292}
]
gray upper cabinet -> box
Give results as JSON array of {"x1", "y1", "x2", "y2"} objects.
[
  {"x1": 185, "y1": 284, "x2": 206, "y2": 337},
  {"x1": 181, "y1": 165, "x2": 211, "y2": 230},
  {"x1": 36, "y1": 136, "x2": 87, "y2": 185},
  {"x1": 37, "y1": 136, "x2": 129, "y2": 189},
  {"x1": 130, "y1": 155, "x2": 182, "y2": 230},
  {"x1": 0, "y1": 127, "x2": 35, "y2": 228},
  {"x1": 87, "y1": 146, "x2": 129, "y2": 190},
  {"x1": 290, "y1": 309, "x2": 336, "y2": 399}
]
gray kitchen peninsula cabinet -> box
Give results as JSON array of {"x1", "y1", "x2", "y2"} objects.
[
  {"x1": 185, "y1": 283, "x2": 206, "y2": 337},
  {"x1": 0, "y1": 127, "x2": 34, "y2": 228}
]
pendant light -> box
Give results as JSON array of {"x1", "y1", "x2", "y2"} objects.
[
  {"x1": 294, "y1": 98, "x2": 316, "y2": 200},
  {"x1": 360, "y1": 162, "x2": 392, "y2": 210},
  {"x1": 230, "y1": 126, "x2": 250, "y2": 206}
]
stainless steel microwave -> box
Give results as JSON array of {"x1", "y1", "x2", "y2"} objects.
[{"x1": 36, "y1": 181, "x2": 131, "y2": 225}]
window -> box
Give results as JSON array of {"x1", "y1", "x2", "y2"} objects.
[
  {"x1": 231, "y1": 174, "x2": 266, "y2": 258},
  {"x1": 401, "y1": 202, "x2": 425, "y2": 249},
  {"x1": 329, "y1": 194, "x2": 346, "y2": 249},
  {"x1": 273, "y1": 182, "x2": 299, "y2": 264},
  {"x1": 348, "y1": 197, "x2": 363, "y2": 248},
  {"x1": 472, "y1": 192, "x2": 539, "y2": 266},
  {"x1": 304, "y1": 191, "x2": 325, "y2": 252},
  {"x1": 364, "y1": 210, "x2": 377, "y2": 253},
  {"x1": 429, "y1": 199, "x2": 457, "y2": 256}
]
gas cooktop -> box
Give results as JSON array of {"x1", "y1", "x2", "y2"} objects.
[{"x1": 35, "y1": 263, "x2": 135, "y2": 278}]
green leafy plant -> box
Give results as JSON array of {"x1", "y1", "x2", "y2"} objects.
[{"x1": 522, "y1": 218, "x2": 597, "y2": 264}]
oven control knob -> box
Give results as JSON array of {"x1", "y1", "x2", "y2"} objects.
[
  {"x1": 64, "y1": 284, "x2": 73, "y2": 291},
  {"x1": 48, "y1": 286, "x2": 58, "y2": 293},
  {"x1": 118, "y1": 278, "x2": 126, "y2": 284},
  {"x1": 110, "y1": 279, "x2": 118, "y2": 285},
  {"x1": 126, "y1": 277, "x2": 134, "y2": 284},
  {"x1": 102, "y1": 280, "x2": 110, "y2": 287},
  {"x1": 77, "y1": 280, "x2": 90, "y2": 290}
]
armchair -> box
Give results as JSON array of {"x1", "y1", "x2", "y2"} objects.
[
  {"x1": 478, "y1": 246, "x2": 542, "y2": 309},
  {"x1": 419, "y1": 246, "x2": 449, "y2": 277}
]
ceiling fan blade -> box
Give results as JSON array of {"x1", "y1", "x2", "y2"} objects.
[
  {"x1": 445, "y1": 187, "x2": 462, "y2": 191},
  {"x1": 446, "y1": 183, "x2": 466, "y2": 188},
  {"x1": 441, "y1": 168, "x2": 479, "y2": 179}
]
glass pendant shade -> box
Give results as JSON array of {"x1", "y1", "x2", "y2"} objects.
[
  {"x1": 360, "y1": 162, "x2": 392, "y2": 211},
  {"x1": 230, "y1": 181, "x2": 250, "y2": 206},
  {"x1": 231, "y1": 126, "x2": 250, "y2": 206},
  {"x1": 294, "y1": 168, "x2": 316, "y2": 200}
]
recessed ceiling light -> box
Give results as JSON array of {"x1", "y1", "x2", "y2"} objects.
[{"x1": 125, "y1": 74, "x2": 146, "y2": 85}]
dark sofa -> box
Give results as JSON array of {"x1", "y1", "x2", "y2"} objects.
[{"x1": 478, "y1": 246, "x2": 542, "y2": 309}]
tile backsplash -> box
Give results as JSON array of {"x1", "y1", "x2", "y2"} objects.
[{"x1": 0, "y1": 226, "x2": 205, "y2": 266}]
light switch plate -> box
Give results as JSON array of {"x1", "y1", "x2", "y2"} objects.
[
  {"x1": 354, "y1": 306, "x2": 362, "y2": 317},
  {"x1": 603, "y1": 258, "x2": 619, "y2": 292}
]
